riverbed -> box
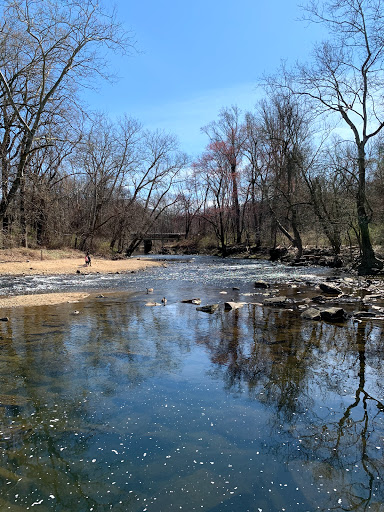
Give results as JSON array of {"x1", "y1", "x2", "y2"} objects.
[{"x1": 0, "y1": 256, "x2": 383, "y2": 511}]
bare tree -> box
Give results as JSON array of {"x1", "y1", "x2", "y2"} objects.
[
  {"x1": 72, "y1": 114, "x2": 141, "y2": 251},
  {"x1": 202, "y1": 106, "x2": 246, "y2": 244},
  {"x1": 256, "y1": 94, "x2": 311, "y2": 259},
  {"x1": 278, "y1": 0, "x2": 384, "y2": 273},
  {"x1": 175, "y1": 177, "x2": 205, "y2": 240},
  {"x1": 26, "y1": 124, "x2": 79, "y2": 246},
  {"x1": 193, "y1": 143, "x2": 234, "y2": 256},
  {"x1": 122, "y1": 130, "x2": 188, "y2": 256},
  {"x1": 0, "y1": 0, "x2": 133, "y2": 238},
  {"x1": 302, "y1": 138, "x2": 358, "y2": 257}
]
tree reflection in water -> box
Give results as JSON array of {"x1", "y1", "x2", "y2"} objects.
[
  {"x1": 199, "y1": 305, "x2": 384, "y2": 511},
  {"x1": 0, "y1": 294, "x2": 384, "y2": 511}
]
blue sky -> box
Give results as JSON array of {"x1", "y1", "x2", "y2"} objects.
[{"x1": 85, "y1": 0, "x2": 325, "y2": 158}]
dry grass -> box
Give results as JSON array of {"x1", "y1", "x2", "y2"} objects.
[{"x1": 0, "y1": 247, "x2": 82, "y2": 262}]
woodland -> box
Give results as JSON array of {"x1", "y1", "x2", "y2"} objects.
[{"x1": 1, "y1": 0, "x2": 384, "y2": 275}]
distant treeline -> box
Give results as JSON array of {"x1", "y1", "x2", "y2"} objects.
[{"x1": 1, "y1": 0, "x2": 383, "y2": 274}]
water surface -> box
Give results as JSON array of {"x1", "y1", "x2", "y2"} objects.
[{"x1": 0, "y1": 257, "x2": 383, "y2": 511}]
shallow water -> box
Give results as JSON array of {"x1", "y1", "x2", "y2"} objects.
[
  {"x1": 0, "y1": 257, "x2": 383, "y2": 511},
  {"x1": 0, "y1": 255, "x2": 333, "y2": 297}
]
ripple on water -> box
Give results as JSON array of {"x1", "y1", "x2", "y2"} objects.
[{"x1": 0, "y1": 256, "x2": 333, "y2": 296}]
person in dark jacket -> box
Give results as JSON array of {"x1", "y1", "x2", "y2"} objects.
[{"x1": 85, "y1": 251, "x2": 91, "y2": 266}]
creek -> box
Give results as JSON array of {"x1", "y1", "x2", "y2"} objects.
[{"x1": 0, "y1": 256, "x2": 383, "y2": 511}]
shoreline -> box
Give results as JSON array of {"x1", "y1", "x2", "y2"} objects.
[{"x1": 0, "y1": 256, "x2": 163, "y2": 309}]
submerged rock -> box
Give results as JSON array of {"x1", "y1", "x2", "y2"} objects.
[
  {"x1": 312, "y1": 295, "x2": 327, "y2": 304},
  {"x1": 353, "y1": 311, "x2": 377, "y2": 318},
  {"x1": 0, "y1": 394, "x2": 30, "y2": 407},
  {"x1": 196, "y1": 304, "x2": 219, "y2": 313},
  {"x1": 0, "y1": 424, "x2": 32, "y2": 448}
]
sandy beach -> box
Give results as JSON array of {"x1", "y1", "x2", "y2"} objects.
[{"x1": 0, "y1": 255, "x2": 163, "y2": 309}]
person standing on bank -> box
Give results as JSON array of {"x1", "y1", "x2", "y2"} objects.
[{"x1": 85, "y1": 251, "x2": 91, "y2": 266}]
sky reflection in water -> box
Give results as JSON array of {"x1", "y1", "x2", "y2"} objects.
[{"x1": 0, "y1": 257, "x2": 383, "y2": 511}]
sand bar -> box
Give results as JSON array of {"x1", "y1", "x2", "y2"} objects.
[{"x1": 0, "y1": 256, "x2": 163, "y2": 309}]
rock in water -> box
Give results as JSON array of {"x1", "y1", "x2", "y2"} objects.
[
  {"x1": 320, "y1": 307, "x2": 346, "y2": 322},
  {"x1": 196, "y1": 304, "x2": 219, "y2": 313},
  {"x1": 263, "y1": 296, "x2": 289, "y2": 307},
  {"x1": 224, "y1": 302, "x2": 245, "y2": 311},
  {"x1": 301, "y1": 308, "x2": 321, "y2": 321},
  {"x1": 319, "y1": 283, "x2": 342, "y2": 295},
  {"x1": 254, "y1": 280, "x2": 270, "y2": 289},
  {"x1": 353, "y1": 311, "x2": 377, "y2": 318}
]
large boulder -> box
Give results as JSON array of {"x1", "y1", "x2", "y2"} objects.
[{"x1": 320, "y1": 307, "x2": 346, "y2": 322}]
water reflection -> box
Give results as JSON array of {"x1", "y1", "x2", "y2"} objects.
[
  {"x1": 0, "y1": 272, "x2": 383, "y2": 511},
  {"x1": 198, "y1": 306, "x2": 384, "y2": 511}
]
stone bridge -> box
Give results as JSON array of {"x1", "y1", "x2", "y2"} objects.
[{"x1": 132, "y1": 233, "x2": 185, "y2": 241}]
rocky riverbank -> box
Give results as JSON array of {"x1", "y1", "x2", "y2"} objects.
[
  {"x1": 255, "y1": 275, "x2": 384, "y2": 323},
  {"x1": 187, "y1": 274, "x2": 384, "y2": 324},
  {"x1": 161, "y1": 241, "x2": 384, "y2": 275}
]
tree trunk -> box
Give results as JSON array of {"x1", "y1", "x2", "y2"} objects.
[
  {"x1": 36, "y1": 198, "x2": 46, "y2": 246},
  {"x1": 20, "y1": 174, "x2": 27, "y2": 248},
  {"x1": 357, "y1": 144, "x2": 383, "y2": 274},
  {"x1": 1, "y1": 153, "x2": 9, "y2": 249},
  {"x1": 231, "y1": 165, "x2": 241, "y2": 244},
  {"x1": 291, "y1": 205, "x2": 303, "y2": 260},
  {"x1": 126, "y1": 238, "x2": 141, "y2": 257}
]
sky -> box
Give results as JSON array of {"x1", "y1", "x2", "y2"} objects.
[{"x1": 84, "y1": 0, "x2": 326, "y2": 158}]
